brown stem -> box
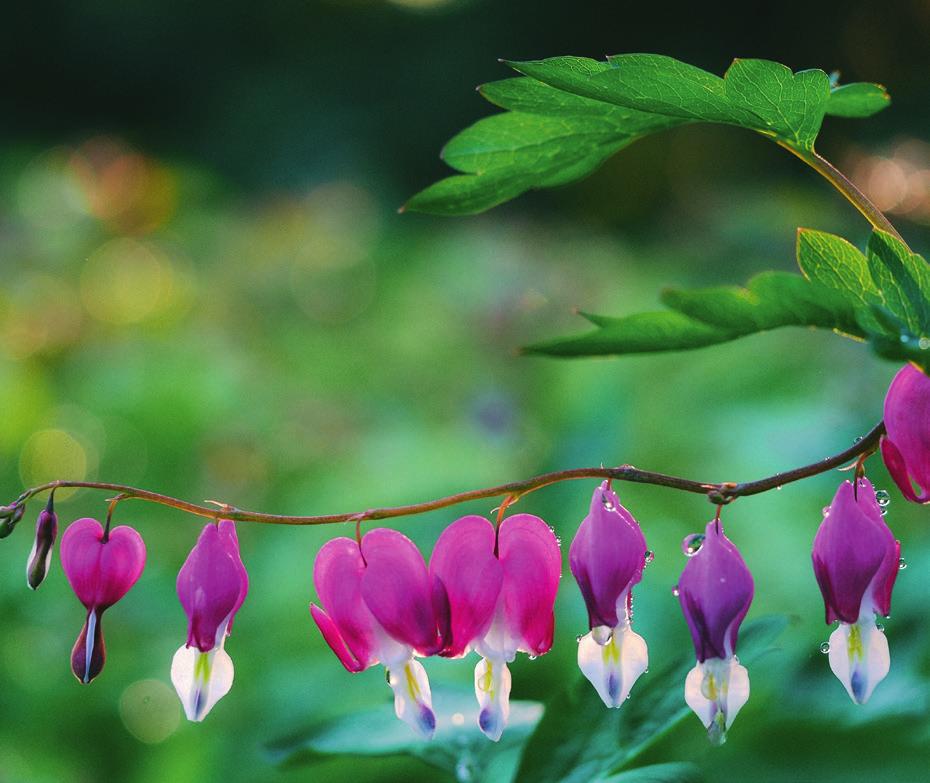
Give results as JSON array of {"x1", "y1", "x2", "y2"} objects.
[
  {"x1": 10, "y1": 421, "x2": 885, "y2": 528},
  {"x1": 779, "y1": 143, "x2": 907, "y2": 245}
]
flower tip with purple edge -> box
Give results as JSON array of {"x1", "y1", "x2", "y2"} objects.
[{"x1": 26, "y1": 494, "x2": 58, "y2": 590}]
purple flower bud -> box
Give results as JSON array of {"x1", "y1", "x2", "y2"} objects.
[
  {"x1": 569, "y1": 482, "x2": 649, "y2": 707},
  {"x1": 881, "y1": 363, "x2": 930, "y2": 503},
  {"x1": 60, "y1": 518, "x2": 146, "y2": 683},
  {"x1": 678, "y1": 520, "x2": 754, "y2": 663},
  {"x1": 677, "y1": 520, "x2": 753, "y2": 744},
  {"x1": 171, "y1": 520, "x2": 249, "y2": 722},
  {"x1": 812, "y1": 478, "x2": 899, "y2": 704},
  {"x1": 26, "y1": 495, "x2": 58, "y2": 590}
]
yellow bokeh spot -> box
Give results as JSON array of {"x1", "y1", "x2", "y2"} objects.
[
  {"x1": 81, "y1": 238, "x2": 176, "y2": 325},
  {"x1": 19, "y1": 429, "x2": 88, "y2": 500},
  {"x1": 119, "y1": 679, "x2": 181, "y2": 744}
]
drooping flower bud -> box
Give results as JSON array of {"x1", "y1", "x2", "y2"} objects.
[
  {"x1": 569, "y1": 481, "x2": 649, "y2": 707},
  {"x1": 812, "y1": 478, "x2": 899, "y2": 704},
  {"x1": 60, "y1": 518, "x2": 146, "y2": 683},
  {"x1": 677, "y1": 519, "x2": 754, "y2": 745},
  {"x1": 0, "y1": 503, "x2": 26, "y2": 539},
  {"x1": 171, "y1": 520, "x2": 249, "y2": 722},
  {"x1": 310, "y1": 529, "x2": 442, "y2": 738},
  {"x1": 26, "y1": 494, "x2": 58, "y2": 589},
  {"x1": 430, "y1": 513, "x2": 561, "y2": 741},
  {"x1": 881, "y1": 363, "x2": 930, "y2": 503}
]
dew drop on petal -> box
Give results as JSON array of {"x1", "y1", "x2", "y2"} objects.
[
  {"x1": 819, "y1": 642, "x2": 830, "y2": 654},
  {"x1": 527, "y1": 655, "x2": 537, "y2": 661},
  {"x1": 898, "y1": 557, "x2": 907, "y2": 570},
  {"x1": 822, "y1": 506, "x2": 830, "y2": 516},
  {"x1": 875, "y1": 489, "x2": 891, "y2": 507},
  {"x1": 876, "y1": 622, "x2": 885, "y2": 633},
  {"x1": 575, "y1": 634, "x2": 584, "y2": 643},
  {"x1": 644, "y1": 550, "x2": 655, "y2": 565},
  {"x1": 681, "y1": 533, "x2": 705, "y2": 556},
  {"x1": 671, "y1": 586, "x2": 680, "y2": 597},
  {"x1": 853, "y1": 435, "x2": 863, "y2": 444}
]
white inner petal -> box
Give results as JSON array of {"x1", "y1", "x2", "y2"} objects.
[
  {"x1": 577, "y1": 624, "x2": 648, "y2": 708},
  {"x1": 684, "y1": 656, "x2": 750, "y2": 743},
  {"x1": 170, "y1": 643, "x2": 235, "y2": 722},
  {"x1": 386, "y1": 658, "x2": 435, "y2": 739},
  {"x1": 827, "y1": 617, "x2": 890, "y2": 705},
  {"x1": 474, "y1": 656, "x2": 512, "y2": 742}
]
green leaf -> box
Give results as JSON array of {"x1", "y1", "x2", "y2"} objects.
[
  {"x1": 522, "y1": 311, "x2": 738, "y2": 357},
  {"x1": 826, "y1": 82, "x2": 891, "y2": 118},
  {"x1": 661, "y1": 270, "x2": 862, "y2": 338},
  {"x1": 408, "y1": 54, "x2": 890, "y2": 214},
  {"x1": 514, "y1": 616, "x2": 788, "y2": 783},
  {"x1": 267, "y1": 687, "x2": 543, "y2": 782},
  {"x1": 601, "y1": 763, "x2": 704, "y2": 783},
  {"x1": 865, "y1": 230, "x2": 930, "y2": 335}
]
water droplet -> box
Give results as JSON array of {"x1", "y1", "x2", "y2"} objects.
[
  {"x1": 681, "y1": 533, "x2": 705, "y2": 556},
  {"x1": 575, "y1": 634, "x2": 584, "y2": 643},
  {"x1": 822, "y1": 506, "x2": 830, "y2": 515},
  {"x1": 776, "y1": 485, "x2": 783, "y2": 491},
  {"x1": 671, "y1": 586, "x2": 680, "y2": 597},
  {"x1": 601, "y1": 494, "x2": 615, "y2": 511},
  {"x1": 853, "y1": 435, "x2": 863, "y2": 444},
  {"x1": 819, "y1": 642, "x2": 830, "y2": 654},
  {"x1": 644, "y1": 550, "x2": 655, "y2": 565},
  {"x1": 875, "y1": 489, "x2": 891, "y2": 507},
  {"x1": 920, "y1": 337, "x2": 930, "y2": 351},
  {"x1": 876, "y1": 622, "x2": 885, "y2": 633},
  {"x1": 898, "y1": 557, "x2": 907, "y2": 570},
  {"x1": 528, "y1": 655, "x2": 537, "y2": 661}
]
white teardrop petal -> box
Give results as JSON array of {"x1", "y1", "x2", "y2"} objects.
[
  {"x1": 386, "y1": 658, "x2": 436, "y2": 739},
  {"x1": 827, "y1": 619, "x2": 890, "y2": 704},
  {"x1": 684, "y1": 656, "x2": 750, "y2": 744},
  {"x1": 170, "y1": 644, "x2": 235, "y2": 722},
  {"x1": 474, "y1": 656, "x2": 512, "y2": 742},
  {"x1": 577, "y1": 625, "x2": 648, "y2": 708}
]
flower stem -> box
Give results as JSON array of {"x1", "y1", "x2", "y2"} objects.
[
  {"x1": 9, "y1": 421, "x2": 884, "y2": 528},
  {"x1": 778, "y1": 143, "x2": 907, "y2": 245}
]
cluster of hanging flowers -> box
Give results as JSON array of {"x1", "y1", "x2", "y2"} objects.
[{"x1": 2, "y1": 363, "x2": 924, "y2": 743}]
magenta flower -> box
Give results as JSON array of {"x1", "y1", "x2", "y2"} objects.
[
  {"x1": 60, "y1": 517, "x2": 146, "y2": 683},
  {"x1": 26, "y1": 495, "x2": 58, "y2": 590},
  {"x1": 812, "y1": 478, "x2": 900, "y2": 704},
  {"x1": 171, "y1": 520, "x2": 249, "y2": 721},
  {"x1": 881, "y1": 363, "x2": 930, "y2": 503},
  {"x1": 677, "y1": 519, "x2": 754, "y2": 745},
  {"x1": 310, "y1": 529, "x2": 442, "y2": 738},
  {"x1": 430, "y1": 513, "x2": 560, "y2": 741},
  {"x1": 569, "y1": 481, "x2": 649, "y2": 707}
]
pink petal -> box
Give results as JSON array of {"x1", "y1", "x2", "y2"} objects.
[
  {"x1": 60, "y1": 519, "x2": 146, "y2": 610},
  {"x1": 497, "y1": 514, "x2": 561, "y2": 656},
  {"x1": 312, "y1": 537, "x2": 377, "y2": 671},
  {"x1": 882, "y1": 364, "x2": 930, "y2": 503},
  {"x1": 309, "y1": 604, "x2": 367, "y2": 673},
  {"x1": 360, "y1": 528, "x2": 440, "y2": 656},
  {"x1": 881, "y1": 437, "x2": 926, "y2": 503},
  {"x1": 177, "y1": 522, "x2": 249, "y2": 652},
  {"x1": 219, "y1": 520, "x2": 250, "y2": 627},
  {"x1": 429, "y1": 515, "x2": 503, "y2": 657}
]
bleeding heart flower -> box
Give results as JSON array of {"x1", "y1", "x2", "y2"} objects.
[
  {"x1": 677, "y1": 519, "x2": 753, "y2": 745},
  {"x1": 171, "y1": 519, "x2": 249, "y2": 721},
  {"x1": 310, "y1": 528, "x2": 442, "y2": 738},
  {"x1": 569, "y1": 481, "x2": 649, "y2": 708},
  {"x1": 430, "y1": 513, "x2": 561, "y2": 741},
  {"x1": 812, "y1": 478, "x2": 900, "y2": 704},
  {"x1": 881, "y1": 363, "x2": 930, "y2": 503},
  {"x1": 60, "y1": 517, "x2": 146, "y2": 683},
  {"x1": 26, "y1": 494, "x2": 58, "y2": 590}
]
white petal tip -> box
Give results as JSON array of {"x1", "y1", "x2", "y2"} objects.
[
  {"x1": 827, "y1": 619, "x2": 889, "y2": 705},
  {"x1": 577, "y1": 626, "x2": 648, "y2": 709},
  {"x1": 387, "y1": 659, "x2": 436, "y2": 739},
  {"x1": 170, "y1": 644, "x2": 234, "y2": 722}
]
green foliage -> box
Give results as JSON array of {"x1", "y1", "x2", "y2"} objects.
[
  {"x1": 526, "y1": 229, "x2": 930, "y2": 372},
  {"x1": 267, "y1": 689, "x2": 543, "y2": 782},
  {"x1": 514, "y1": 616, "x2": 788, "y2": 783},
  {"x1": 406, "y1": 54, "x2": 889, "y2": 215}
]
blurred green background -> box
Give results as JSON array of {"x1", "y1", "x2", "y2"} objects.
[{"x1": 1, "y1": 1, "x2": 930, "y2": 782}]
